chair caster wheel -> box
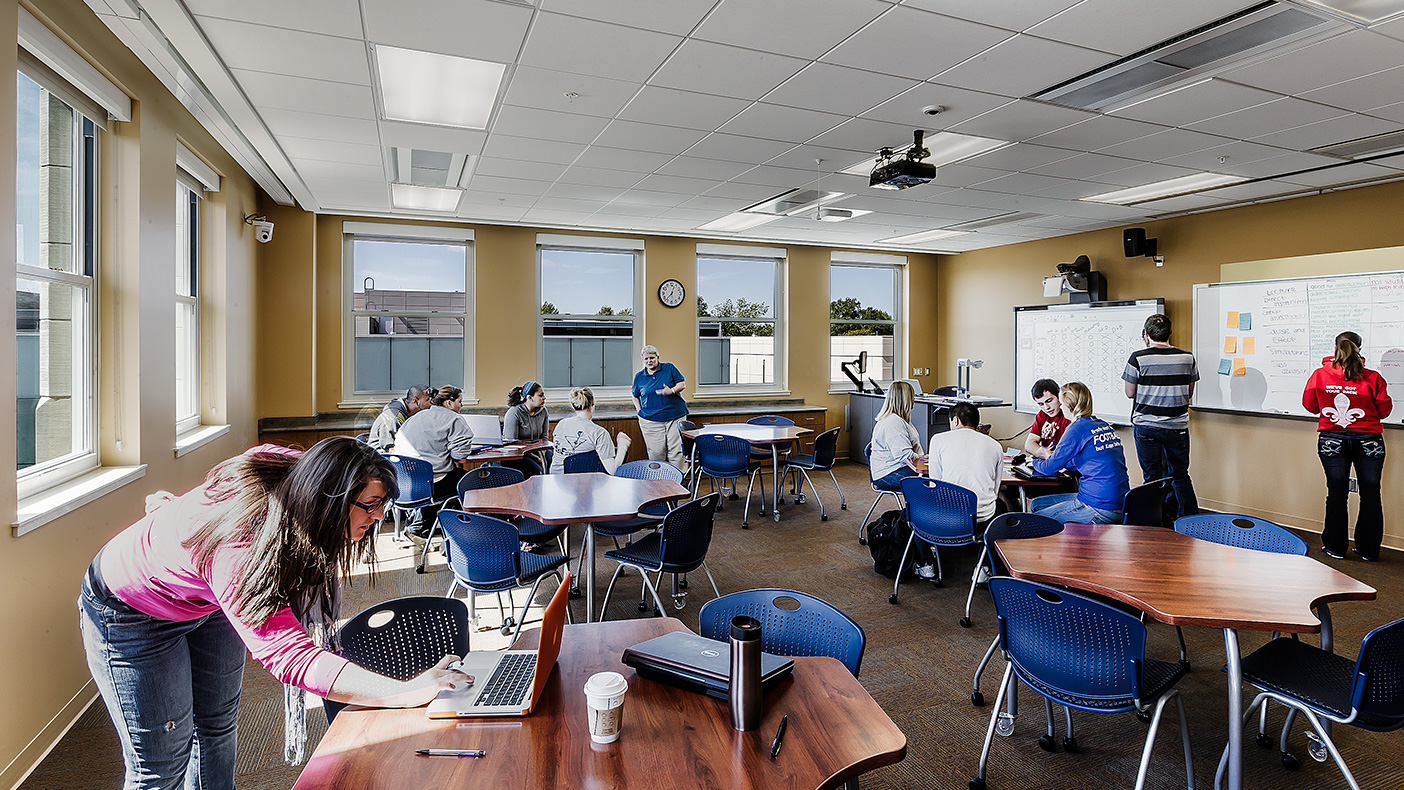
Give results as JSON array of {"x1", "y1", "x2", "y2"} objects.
[
  {"x1": 1038, "y1": 734, "x2": 1058, "y2": 752},
  {"x1": 638, "y1": 601, "x2": 648, "y2": 611},
  {"x1": 500, "y1": 624, "x2": 513, "y2": 636},
  {"x1": 1180, "y1": 659, "x2": 1192, "y2": 671},
  {"x1": 959, "y1": 617, "x2": 972, "y2": 628},
  {"x1": 931, "y1": 579, "x2": 944, "y2": 588},
  {"x1": 569, "y1": 587, "x2": 582, "y2": 599},
  {"x1": 673, "y1": 600, "x2": 685, "y2": 610},
  {"x1": 1062, "y1": 737, "x2": 1078, "y2": 753},
  {"x1": 1282, "y1": 753, "x2": 1300, "y2": 771},
  {"x1": 969, "y1": 779, "x2": 987, "y2": 790},
  {"x1": 859, "y1": 538, "x2": 867, "y2": 546},
  {"x1": 741, "y1": 522, "x2": 750, "y2": 529},
  {"x1": 728, "y1": 493, "x2": 739, "y2": 501},
  {"x1": 971, "y1": 691, "x2": 985, "y2": 706},
  {"x1": 415, "y1": 565, "x2": 426, "y2": 574},
  {"x1": 1256, "y1": 733, "x2": 1273, "y2": 748},
  {"x1": 678, "y1": 578, "x2": 688, "y2": 588},
  {"x1": 821, "y1": 514, "x2": 829, "y2": 521},
  {"x1": 888, "y1": 594, "x2": 899, "y2": 604},
  {"x1": 1136, "y1": 710, "x2": 1152, "y2": 724},
  {"x1": 841, "y1": 503, "x2": 848, "y2": 509},
  {"x1": 774, "y1": 513, "x2": 781, "y2": 523}
]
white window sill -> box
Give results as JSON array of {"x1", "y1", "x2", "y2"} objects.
[
  {"x1": 338, "y1": 399, "x2": 480, "y2": 410},
  {"x1": 14, "y1": 464, "x2": 148, "y2": 537},
  {"x1": 175, "y1": 424, "x2": 231, "y2": 457},
  {"x1": 692, "y1": 388, "x2": 791, "y2": 399}
]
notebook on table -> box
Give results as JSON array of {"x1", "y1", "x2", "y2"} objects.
[
  {"x1": 426, "y1": 574, "x2": 569, "y2": 718},
  {"x1": 621, "y1": 631, "x2": 794, "y2": 700},
  {"x1": 461, "y1": 414, "x2": 509, "y2": 447}
]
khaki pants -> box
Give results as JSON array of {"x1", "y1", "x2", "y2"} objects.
[{"x1": 639, "y1": 417, "x2": 686, "y2": 469}]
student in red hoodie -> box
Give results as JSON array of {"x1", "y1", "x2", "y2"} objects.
[{"x1": 1302, "y1": 331, "x2": 1393, "y2": 561}]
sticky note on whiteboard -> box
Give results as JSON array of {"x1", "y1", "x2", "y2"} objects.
[
  {"x1": 1233, "y1": 358, "x2": 1246, "y2": 375},
  {"x1": 1218, "y1": 359, "x2": 1232, "y2": 375},
  {"x1": 1224, "y1": 336, "x2": 1237, "y2": 353},
  {"x1": 1244, "y1": 337, "x2": 1255, "y2": 354},
  {"x1": 1227, "y1": 311, "x2": 1239, "y2": 328},
  {"x1": 1238, "y1": 313, "x2": 1252, "y2": 330}
]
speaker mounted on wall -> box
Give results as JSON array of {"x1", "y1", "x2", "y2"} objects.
[{"x1": 1124, "y1": 227, "x2": 1158, "y2": 258}]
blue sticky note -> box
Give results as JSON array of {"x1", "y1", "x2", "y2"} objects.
[
  {"x1": 1238, "y1": 313, "x2": 1252, "y2": 330},
  {"x1": 1218, "y1": 358, "x2": 1233, "y2": 375}
]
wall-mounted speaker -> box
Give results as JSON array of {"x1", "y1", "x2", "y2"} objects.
[{"x1": 1124, "y1": 228, "x2": 1157, "y2": 258}]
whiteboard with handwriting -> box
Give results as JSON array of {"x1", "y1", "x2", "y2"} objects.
[{"x1": 1193, "y1": 271, "x2": 1404, "y2": 423}]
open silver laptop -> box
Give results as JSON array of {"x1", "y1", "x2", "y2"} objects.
[{"x1": 461, "y1": 413, "x2": 508, "y2": 446}]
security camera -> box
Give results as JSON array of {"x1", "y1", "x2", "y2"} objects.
[
  {"x1": 921, "y1": 105, "x2": 945, "y2": 116},
  {"x1": 244, "y1": 214, "x2": 274, "y2": 243}
]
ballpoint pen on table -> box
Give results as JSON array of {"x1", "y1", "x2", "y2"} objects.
[
  {"x1": 770, "y1": 715, "x2": 788, "y2": 759},
  {"x1": 415, "y1": 749, "x2": 486, "y2": 757}
]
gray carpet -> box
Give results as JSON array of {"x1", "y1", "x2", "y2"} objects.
[{"x1": 22, "y1": 461, "x2": 1404, "y2": 789}]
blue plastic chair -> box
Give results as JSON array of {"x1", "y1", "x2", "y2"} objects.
[
  {"x1": 563, "y1": 451, "x2": 608, "y2": 475},
  {"x1": 323, "y1": 596, "x2": 470, "y2": 725},
  {"x1": 385, "y1": 454, "x2": 458, "y2": 574},
  {"x1": 970, "y1": 577, "x2": 1194, "y2": 790},
  {"x1": 572, "y1": 460, "x2": 685, "y2": 596},
  {"x1": 1216, "y1": 617, "x2": 1404, "y2": 790},
  {"x1": 599, "y1": 493, "x2": 721, "y2": 619},
  {"x1": 859, "y1": 442, "x2": 904, "y2": 545},
  {"x1": 1123, "y1": 476, "x2": 1173, "y2": 527},
  {"x1": 890, "y1": 477, "x2": 978, "y2": 606},
  {"x1": 437, "y1": 510, "x2": 572, "y2": 642},
  {"x1": 457, "y1": 466, "x2": 569, "y2": 556},
  {"x1": 1174, "y1": 513, "x2": 1308, "y2": 555},
  {"x1": 353, "y1": 432, "x2": 371, "y2": 444},
  {"x1": 692, "y1": 434, "x2": 767, "y2": 529},
  {"x1": 780, "y1": 427, "x2": 845, "y2": 521},
  {"x1": 746, "y1": 414, "x2": 795, "y2": 464},
  {"x1": 698, "y1": 589, "x2": 865, "y2": 677}
]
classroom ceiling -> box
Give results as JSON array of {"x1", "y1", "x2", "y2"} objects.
[{"x1": 91, "y1": 0, "x2": 1404, "y2": 253}]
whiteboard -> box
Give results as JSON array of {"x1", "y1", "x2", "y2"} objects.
[
  {"x1": 1193, "y1": 271, "x2": 1404, "y2": 423},
  {"x1": 1013, "y1": 300, "x2": 1164, "y2": 425}
]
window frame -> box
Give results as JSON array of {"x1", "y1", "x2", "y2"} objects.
[
  {"x1": 339, "y1": 222, "x2": 476, "y2": 407},
  {"x1": 174, "y1": 174, "x2": 202, "y2": 435},
  {"x1": 694, "y1": 248, "x2": 787, "y2": 397},
  {"x1": 829, "y1": 257, "x2": 905, "y2": 390},
  {"x1": 536, "y1": 236, "x2": 644, "y2": 402}
]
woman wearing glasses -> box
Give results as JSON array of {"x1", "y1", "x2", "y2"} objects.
[{"x1": 79, "y1": 437, "x2": 469, "y2": 790}]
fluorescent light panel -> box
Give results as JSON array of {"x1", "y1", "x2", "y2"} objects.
[
  {"x1": 1290, "y1": 0, "x2": 1404, "y2": 24},
  {"x1": 1082, "y1": 173, "x2": 1247, "y2": 204},
  {"x1": 842, "y1": 132, "x2": 1010, "y2": 176},
  {"x1": 697, "y1": 212, "x2": 782, "y2": 232},
  {"x1": 376, "y1": 45, "x2": 505, "y2": 129},
  {"x1": 391, "y1": 183, "x2": 463, "y2": 212},
  {"x1": 877, "y1": 228, "x2": 969, "y2": 244},
  {"x1": 817, "y1": 207, "x2": 871, "y2": 222}
]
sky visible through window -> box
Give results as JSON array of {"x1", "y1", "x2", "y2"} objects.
[
  {"x1": 831, "y1": 265, "x2": 895, "y2": 314},
  {"x1": 540, "y1": 248, "x2": 634, "y2": 315},
  {"x1": 698, "y1": 257, "x2": 774, "y2": 313},
  {"x1": 352, "y1": 239, "x2": 465, "y2": 294}
]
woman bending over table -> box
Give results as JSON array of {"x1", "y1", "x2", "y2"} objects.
[
  {"x1": 1027, "y1": 381, "x2": 1130, "y2": 524},
  {"x1": 551, "y1": 386, "x2": 632, "y2": 474},
  {"x1": 80, "y1": 437, "x2": 469, "y2": 790},
  {"x1": 868, "y1": 380, "x2": 922, "y2": 492}
]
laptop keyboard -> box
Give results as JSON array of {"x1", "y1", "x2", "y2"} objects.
[{"x1": 474, "y1": 653, "x2": 537, "y2": 707}]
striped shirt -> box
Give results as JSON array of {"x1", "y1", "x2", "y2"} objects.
[{"x1": 1123, "y1": 346, "x2": 1199, "y2": 428}]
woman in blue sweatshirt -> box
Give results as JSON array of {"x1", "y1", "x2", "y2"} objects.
[{"x1": 1027, "y1": 381, "x2": 1130, "y2": 524}]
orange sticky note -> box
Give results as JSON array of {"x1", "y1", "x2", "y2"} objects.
[
  {"x1": 1244, "y1": 337, "x2": 1256, "y2": 354},
  {"x1": 1233, "y1": 358, "x2": 1246, "y2": 375},
  {"x1": 1223, "y1": 336, "x2": 1237, "y2": 353},
  {"x1": 1227, "y1": 311, "x2": 1239, "y2": 328}
]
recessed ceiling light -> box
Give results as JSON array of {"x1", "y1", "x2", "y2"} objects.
[
  {"x1": 697, "y1": 212, "x2": 782, "y2": 232},
  {"x1": 375, "y1": 45, "x2": 505, "y2": 129},
  {"x1": 816, "y1": 207, "x2": 871, "y2": 222},
  {"x1": 1289, "y1": 0, "x2": 1404, "y2": 25},
  {"x1": 1081, "y1": 173, "x2": 1247, "y2": 204},
  {"x1": 876, "y1": 228, "x2": 969, "y2": 244},
  {"x1": 841, "y1": 131, "x2": 1010, "y2": 176},
  {"x1": 391, "y1": 183, "x2": 463, "y2": 212}
]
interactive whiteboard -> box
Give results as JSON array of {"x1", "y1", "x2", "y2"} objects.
[
  {"x1": 1014, "y1": 300, "x2": 1164, "y2": 426},
  {"x1": 1193, "y1": 271, "x2": 1404, "y2": 423}
]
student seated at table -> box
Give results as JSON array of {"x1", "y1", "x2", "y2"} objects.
[
  {"x1": 393, "y1": 385, "x2": 474, "y2": 536},
  {"x1": 367, "y1": 385, "x2": 430, "y2": 452},
  {"x1": 928, "y1": 402, "x2": 1005, "y2": 526},
  {"x1": 550, "y1": 387, "x2": 631, "y2": 474},
  {"x1": 503, "y1": 379, "x2": 552, "y2": 477},
  {"x1": 1024, "y1": 378, "x2": 1070, "y2": 456},
  {"x1": 868, "y1": 380, "x2": 921, "y2": 491},
  {"x1": 1026, "y1": 381, "x2": 1129, "y2": 524}
]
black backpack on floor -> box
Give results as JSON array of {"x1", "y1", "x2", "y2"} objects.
[{"x1": 867, "y1": 509, "x2": 917, "y2": 580}]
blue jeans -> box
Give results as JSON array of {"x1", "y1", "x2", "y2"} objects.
[
  {"x1": 80, "y1": 571, "x2": 245, "y2": 790},
  {"x1": 1132, "y1": 424, "x2": 1198, "y2": 519},
  {"x1": 873, "y1": 466, "x2": 917, "y2": 492},
  {"x1": 1029, "y1": 492, "x2": 1122, "y2": 524},
  {"x1": 1318, "y1": 430, "x2": 1386, "y2": 558}
]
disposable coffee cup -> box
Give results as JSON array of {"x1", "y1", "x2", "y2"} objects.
[{"x1": 584, "y1": 671, "x2": 629, "y2": 744}]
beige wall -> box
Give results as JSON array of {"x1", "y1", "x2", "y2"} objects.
[
  {"x1": 937, "y1": 180, "x2": 1404, "y2": 549},
  {"x1": 1, "y1": 0, "x2": 263, "y2": 785}
]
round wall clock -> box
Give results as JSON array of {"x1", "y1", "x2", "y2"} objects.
[{"x1": 658, "y1": 278, "x2": 686, "y2": 308}]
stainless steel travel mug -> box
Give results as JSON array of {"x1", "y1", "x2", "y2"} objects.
[{"x1": 729, "y1": 615, "x2": 762, "y2": 731}]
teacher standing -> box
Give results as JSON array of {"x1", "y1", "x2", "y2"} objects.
[{"x1": 632, "y1": 345, "x2": 688, "y2": 468}]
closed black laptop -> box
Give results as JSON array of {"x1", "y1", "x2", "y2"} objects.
[{"x1": 621, "y1": 631, "x2": 794, "y2": 700}]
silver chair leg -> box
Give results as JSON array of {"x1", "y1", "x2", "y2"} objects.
[
  {"x1": 961, "y1": 546, "x2": 989, "y2": 628},
  {"x1": 699, "y1": 561, "x2": 721, "y2": 600},
  {"x1": 890, "y1": 532, "x2": 916, "y2": 604},
  {"x1": 599, "y1": 564, "x2": 627, "y2": 620},
  {"x1": 1135, "y1": 689, "x2": 1192, "y2": 790},
  {"x1": 974, "y1": 663, "x2": 1016, "y2": 784},
  {"x1": 971, "y1": 634, "x2": 999, "y2": 705},
  {"x1": 828, "y1": 469, "x2": 846, "y2": 510}
]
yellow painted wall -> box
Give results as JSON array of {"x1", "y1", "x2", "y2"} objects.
[
  {"x1": 1, "y1": 0, "x2": 263, "y2": 784},
  {"x1": 937, "y1": 180, "x2": 1404, "y2": 549}
]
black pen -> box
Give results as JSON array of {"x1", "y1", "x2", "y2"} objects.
[
  {"x1": 415, "y1": 748, "x2": 486, "y2": 757},
  {"x1": 769, "y1": 714, "x2": 788, "y2": 759}
]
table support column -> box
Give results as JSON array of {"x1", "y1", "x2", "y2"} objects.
[
  {"x1": 584, "y1": 525, "x2": 595, "y2": 624},
  {"x1": 771, "y1": 445, "x2": 781, "y2": 522},
  {"x1": 1224, "y1": 628, "x2": 1243, "y2": 790}
]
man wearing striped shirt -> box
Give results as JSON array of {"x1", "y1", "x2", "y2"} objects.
[{"x1": 1123, "y1": 314, "x2": 1199, "y2": 519}]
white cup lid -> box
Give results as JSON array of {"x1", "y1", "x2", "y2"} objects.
[{"x1": 584, "y1": 671, "x2": 628, "y2": 697}]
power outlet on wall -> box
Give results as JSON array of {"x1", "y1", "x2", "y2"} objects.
[{"x1": 1349, "y1": 477, "x2": 1359, "y2": 493}]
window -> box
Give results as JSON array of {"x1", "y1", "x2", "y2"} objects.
[
  {"x1": 830, "y1": 258, "x2": 903, "y2": 386},
  {"x1": 16, "y1": 70, "x2": 100, "y2": 495},
  {"x1": 696, "y1": 246, "x2": 784, "y2": 391},
  {"x1": 175, "y1": 177, "x2": 201, "y2": 433},
  {"x1": 538, "y1": 236, "x2": 642, "y2": 393},
  {"x1": 343, "y1": 224, "x2": 473, "y2": 402}
]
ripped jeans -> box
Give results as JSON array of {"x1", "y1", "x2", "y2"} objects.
[{"x1": 1318, "y1": 430, "x2": 1386, "y2": 558}]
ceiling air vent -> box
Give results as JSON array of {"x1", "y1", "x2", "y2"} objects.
[
  {"x1": 1031, "y1": 2, "x2": 1344, "y2": 111},
  {"x1": 947, "y1": 211, "x2": 1045, "y2": 231},
  {"x1": 742, "y1": 188, "x2": 846, "y2": 216},
  {"x1": 390, "y1": 148, "x2": 477, "y2": 188},
  {"x1": 1312, "y1": 129, "x2": 1404, "y2": 159}
]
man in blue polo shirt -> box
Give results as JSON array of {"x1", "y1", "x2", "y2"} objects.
[
  {"x1": 1123, "y1": 314, "x2": 1200, "y2": 519},
  {"x1": 632, "y1": 345, "x2": 688, "y2": 468}
]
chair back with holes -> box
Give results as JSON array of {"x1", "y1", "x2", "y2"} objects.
[
  {"x1": 1351, "y1": 618, "x2": 1404, "y2": 728},
  {"x1": 1122, "y1": 477, "x2": 1171, "y2": 526},
  {"x1": 658, "y1": 493, "x2": 719, "y2": 573},
  {"x1": 336, "y1": 596, "x2": 471, "y2": 681},
  {"x1": 746, "y1": 415, "x2": 795, "y2": 427},
  {"x1": 385, "y1": 455, "x2": 435, "y2": 506},
  {"x1": 437, "y1": 510, "x2": 521, "y2": 589},
  {"x1": 810, "y1": 427, "x2": 840, "y2": 469},
  {"x1": 563, "y1": 452, "x2": 607, "y2": 475},
  {"x1": 984, "y1": 512, "x2": 1064, "y2": 576},
  {"x1": 1173, "y1": 514, "x2": 1308, "y2": 556},
  {"x1": 457, "y1": 464, "x2": 526, "y2": 496},
  {"x1": 615, "y1": 459, "x2": 684, "y2": 484},
  {"x1": 698, "y1": 589, "x2": 865, "y2": 677},
  {"x1": 696, "y1": 434, "x2": 753, "y2": 478},
  {"x1": 900, "y1": 477, "x2": 977, "y2": 544},
  {"x1": 990, "y1": 577, "x2": 1148, "y2": 707},
  {"x1": 930, "y1": 385, "x2": 960, "y2": 396},
  {"x1": 679, "y1": 419, "x2": 697, "y2": 457}
]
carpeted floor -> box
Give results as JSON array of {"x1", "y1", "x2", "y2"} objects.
[{"x1": 22, "y1": 460, "x2": 1404, "y2": 789}]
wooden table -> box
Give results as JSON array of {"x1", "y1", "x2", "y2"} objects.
[
  {"x1": 292, "y1": 618, "x2": 906, "y2": 790},
  {"x1": 457, "y1": 440, "x2": 553, "y2": 467},
  {"x1": 906, "y1": 456, "x2": 1072, "y2": 509},
  {"x1": 994, "y1": 523, "x2": 1375, "y2": 790},
  {"x1": 683, "y1": 424, "x2": 812, "y2": 523},
  {"x1": 457, "y1": 473, "x2": 689, "y2": 623}
]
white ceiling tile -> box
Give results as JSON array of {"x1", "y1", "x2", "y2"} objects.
[
  {"x1": 933, "y1": 34, "x2": 1112, "y2": 98},
  {"x1": 1301, "y1": 66, "x2": 1404, "y2": 113},
  {"x1": 1193, "y1": 180, "x2": 1308, "y2": 202},
  {"x1": 1160, "y1": 140, "x2": 1295, "y2": 173},
  {"x1": 1109, "y1": 79, "x2": 1280, "y2": 127},
  {"x1": 521, "y1": 209, "x2": 599, "y2": 225},
  {"x1": 921, "y1": 163, "x2": 1007, "y2": 187},
  {"x1": 764, "y1": 63, "x2": 920, "y2": 116},
  {"x1": 188, "y1": 0, "x2": 364, "y2": 38},
  {"x1": 572, "y1": 146, "x2": 677, "y2": 173},
  {"x1": 533, "y1": 196, "x2": 609, "y2": 213},
  {"x1": 196, "y1": 17, "x2": 371, "y2": 85},
  {"x1": 1096, "y1": 127, "x2": 1232, "y2": 160},
  {"x1": 1370, "y1": 152, "x2": 1404, "y2": 171},
  {"x1": 1186, "y1": 97, "x2": 1347, "y2": 139},
  {"x1": 1028, "y1": 0, "x2": 1262, "y2": 57},
  {"x1": 502, "y1": 67, "x2": 641, "y2": 119},
  {"x1": 650, "y1": 40, "x2": 809, "y2": 100},
  {"x1": 474, "y1": 157, "x2": 569, "y2": 182},
  {"x1": 378, "y1": 122, "x2": 487, "y2": 155},
  {"x1": 609, "y1": 190, "x2": 692, "y2": 207},
  {"x1": 948, "y1": 99, "x2": 1094, "y2": 142},
  {"x1": 823, "y1": 5, "x2": 1013, "y2": 80},
  {"x1": 899, "y1": 0, "x2": 1083, "y2": 33},
  {"x1": 492, "y1": 105, "x2": 611, "y2": 144},
  {"x1": 717, "y1": 103, "x2": 847, "y2": 143},
  {"x1": 467, "y1": 174, "x2": 553, "y2": 196},
  {"x1": 957, "y1": 141, "x2": 1077, "y2": 172},
  {"x1": 593, "y1": 120, "x2": 709, "y2": 155},
  {"x1": 654, "y1": 156, "x2": 755, "y2": 181},
  {"x1": 694, "y1": 0, "x2": 888, "y2": 59},
  {"x1": 633, "y1": 173, "x2": 717, "y2": 195},
  {"x1": 279, "y1": 137, "x2": 385, "y2": 166},
  {"x1": 1128, "y1": 193, "x2": 1232, "y2": 212},
  {"x1": 860, "y1": 83, "x2": 1013, "y2": 127},
  {"x1": 681, "y1": 195, "x2": 751, "y2": 211},
  {"x1": 454, "y1": 192, "x2": 536, "y2": 209},
  {"x1": 1211, "y1": 151, "x2": 1342, "y2": 179},
  {"x1": 1251, "y1": 113, "x2": 1402, "y2": 151},
  {"x1": 1029, "y1": 115, "x2": 1166, "y2": 150},
  {"x1": 767, "y1": 144, "x2": 874, "y2": 171},
  {"x1": 1092, "y1": 162, "x2": 1201, "y2": 186},
  {"x1": 1027, "y1": 152, "x2": 1141, "y2": 179},
  {"x1": 363, "y1": 0, "x2": 531, "y2": 63},
  {"x1": 1030, "y1": 178, "x2": 1121, "y2": 200},
  {"x1": 456, "y1": 204, "x2": 529, "y2": 222},
  {"x1": 730, "y1": 164, "x2": 815, "y2": 188},
  {"x1": 259, "y1": 108, "x2": 381, "y2": 145},
  {"x1": 539, "y1": 0, "x2": 718, "y2": 35},
  {"x1": 806, "y1": 119, "x2": 934, "y2": 153},
  {"x1": 519, "y1": 12, "x2": 682, "y2": 82},
  {"x1": 704, "y1": 181, "x2": 788, "y2": 201},
  {"x1": 1364, "y1": 101, "x2": 1404, "y2": 125},
  {"x1": 302, "y1": 177, "x2": 389, "y2": 200},
  {"x1": 617, "y1": 87, "x2": 752, "y2": 131},
  {"x1": 1275, "y1": 161, "x2": 1400, "y2": 187},
  {"x1": 1219, "y1": 29, "x2": 1404, "y2": 96},
  {"x1": 657, "y1": 207, "x2": 724, "y2": 222},
  {"x1": 557, "y1": 166, "x2": 646, "y2": 189},
  {"x1": 233, "y1": 70, "x2": 375, "y2": 119},
  {"x1": 291, "y1": 158, "x2": 386, "y2": 183},
  {"x1": 481, "y1": 135, "x2": 586, "y2": 165},
  {"x1": 593, "y1": 202, "x2": 668, "y2": 218}
]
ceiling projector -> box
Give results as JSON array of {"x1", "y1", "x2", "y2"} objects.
[{"x1": 869, "y1": 130, "x2": 935, "y2": 190}]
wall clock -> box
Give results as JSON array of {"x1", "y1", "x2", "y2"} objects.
[{"x1": 658, "y1": 278, "x2": 686, "y2": 308}]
